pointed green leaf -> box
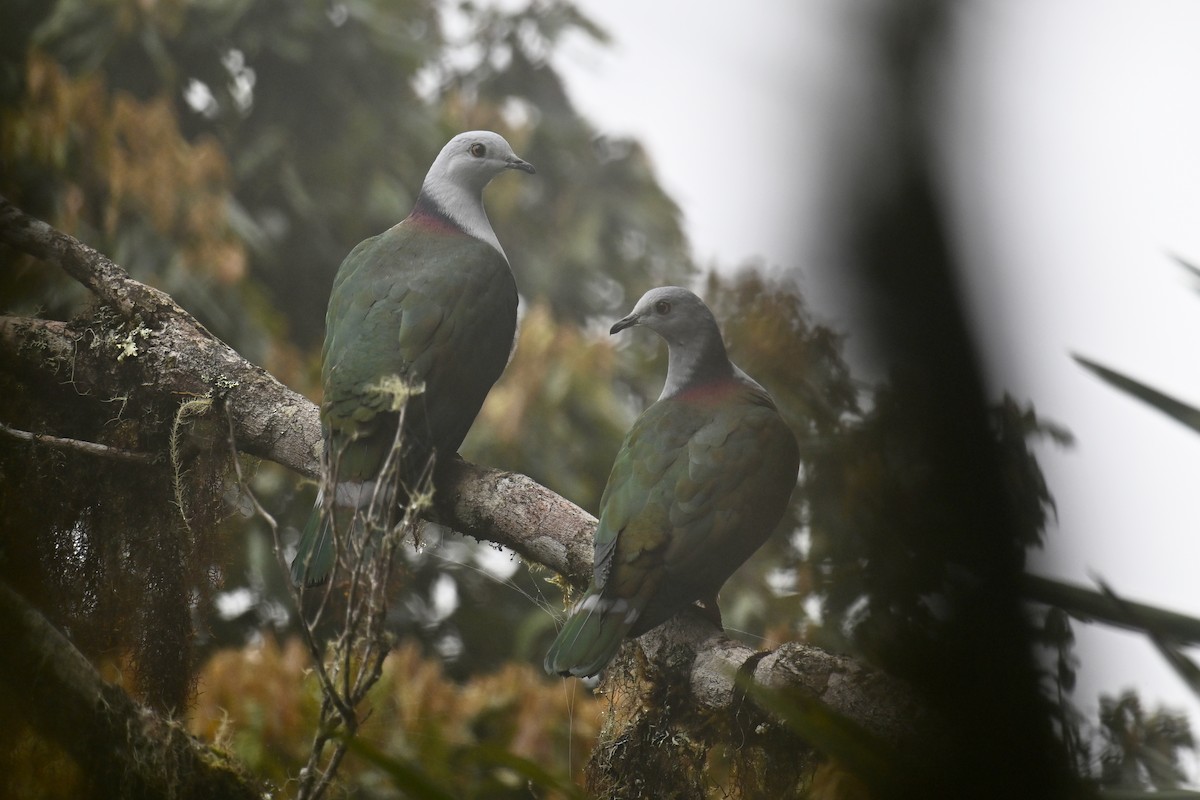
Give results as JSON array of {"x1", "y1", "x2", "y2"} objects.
[{"x1": 1073, "y1": 355, "x2": 1200, "y2": 435}]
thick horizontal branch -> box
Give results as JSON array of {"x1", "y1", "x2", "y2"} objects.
[
  {"x1": 0, "y1": 196, "x2": 931, "y2": 753},
  {"x1": 432, "y1": 458, "x2": 597, "y2": 587},
  {"x1": 635, "y1": 611, "x2": 931, "y2": 749},
  {"x1": 0, "y1": 312, "x2": 322, "y2": 477},
  {"x1": 0, "y1": 314, "x2": 591, "y2": 577},
  {"x1": 0, "y1": 581, "x2": 261, "y2": 799}
]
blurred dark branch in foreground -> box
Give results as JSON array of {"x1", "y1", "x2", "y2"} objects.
[
  {"x1": 833, "y1": 1, "x2": 1080, "y2": 793},
  {"x1": 0, "y1": 580, "x2": 261, "y2": 799},
  {"x1": 0, "y1": 198, "x2": 932, "y2": 771}
]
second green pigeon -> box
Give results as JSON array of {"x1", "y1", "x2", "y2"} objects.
[
  {"x1": 544, "y1": 286, "x2": 800, "y2": 678},
  {"x1": 291, "y1": 131, "x2": 534, "y2": 586}
]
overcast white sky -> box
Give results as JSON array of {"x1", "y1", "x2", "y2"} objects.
[{"x1": 551, "y1": 0, "x2": 1200, "y2": 777}]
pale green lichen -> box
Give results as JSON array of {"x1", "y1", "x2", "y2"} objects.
[
  {"x1": 113, "y1": 323, "x2": 153, "y2": 363},
  {"x1": 365, "y1": 375, "x2": 425, "y2": 412}
]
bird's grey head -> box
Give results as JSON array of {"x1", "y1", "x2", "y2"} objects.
[
  {"x1": 610, "y1": 286, "x2": 719, "y2": 346},
  {"x1": 611, "y1": 286, "x2": 759, "y2": 399},
  {"x1": 611, "y1": 287, "x2": 733, "y2": 397},
  {"x1": 424, "y1": 131, "x2": 535, "y2": 193}
]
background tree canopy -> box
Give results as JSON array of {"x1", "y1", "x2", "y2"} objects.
[{"x1": 1, "y1": 1, "x2": 1192, "y2": 798}]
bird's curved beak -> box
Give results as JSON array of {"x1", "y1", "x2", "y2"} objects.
[
  {"x1": 610, "y1": 313, "x2": 639, "y2": 335},
  {"x1": 506, "y1": 156, "x2": 536, "y2": 174}
]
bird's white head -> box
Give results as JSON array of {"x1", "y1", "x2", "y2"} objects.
[
  {"x1": 424, "y1": 130, "x2": 535, "y2": 194},
  {"x1": 416, "y1": 131, "x2": 534, "y2": 257},
  {"x1": 611, "y1": 286, "x2": 734, "y2": 397}
]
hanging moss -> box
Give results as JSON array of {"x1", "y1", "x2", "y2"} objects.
[{"x1": 0, "y1": 306, "x2": 229, "y2": 713}]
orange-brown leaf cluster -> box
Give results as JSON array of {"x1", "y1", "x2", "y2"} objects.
[
  {"x1": 3, "y1": 51, "x2": 246, "y2": 284},
  {"x1": 189, "y1": 636, "x2": 603, "y2": 794}
]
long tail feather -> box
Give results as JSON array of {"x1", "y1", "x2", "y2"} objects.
[
  {"x1": 291, "y1": 479, "x2": 390, "y2": 586},
  {"x1": 544, "y1": 592, "x2": 641, "y2": 678},
  {"x1": 291, "y1": 492, "x2": 334, "y2": 586}
]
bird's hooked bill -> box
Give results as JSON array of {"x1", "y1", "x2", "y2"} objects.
[
  {"x1": 610, "y1": 313, "x2": 638, "y2": 335},
  {"x1": 506, "y1": 157, "x2": 536, "y2": 174}
]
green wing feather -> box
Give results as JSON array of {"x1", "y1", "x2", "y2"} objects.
[
  {"x1": 323, "y1": 223, "x2": 516, "y2": 465},
  {"x1": 544, "y1": 383, "x2": 799, "y2": 677},
  {"x1": 292, "y1": 222, "x2": 517, "y2": 585}
]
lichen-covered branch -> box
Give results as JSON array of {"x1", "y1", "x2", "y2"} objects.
[
  {"x1": 634, "y1": 612, "x2": 930, "y2": 748},
  {"x1": 0, "y1": 196, "x2": 932, "y2": 756},
  {"x1": 431, "y1": 458, "x2": 598, "y2": 585},
  {"x1": 0, "y1": 196, "x2": 321, "y2": 478},
  {"x1": 0, "y1": 580, "x2": 262, "y2": 800}
]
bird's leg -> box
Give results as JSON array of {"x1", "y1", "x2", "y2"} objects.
[{"x1": 694, "y1": 592, "x2": 723, "y2": 630}]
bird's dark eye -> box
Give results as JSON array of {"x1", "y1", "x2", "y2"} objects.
[
  {"x1": 469, "y1": 143, "x2": 486, "y2": 158},
  {"x1": 654, "y1": 300, "x2": 671, "y2": 315}
]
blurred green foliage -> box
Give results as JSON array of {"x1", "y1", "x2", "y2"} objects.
[{"x1": 1098, "y1": 690, "x2": 1195, "y2": 793}]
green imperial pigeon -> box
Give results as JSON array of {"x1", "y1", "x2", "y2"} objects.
[
  {"x1": 291, "y1": 131, "x2": 534, "y2": 585},
  {"x1": 544, "y1": 286, "x2": 800, "y2": 678}
]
